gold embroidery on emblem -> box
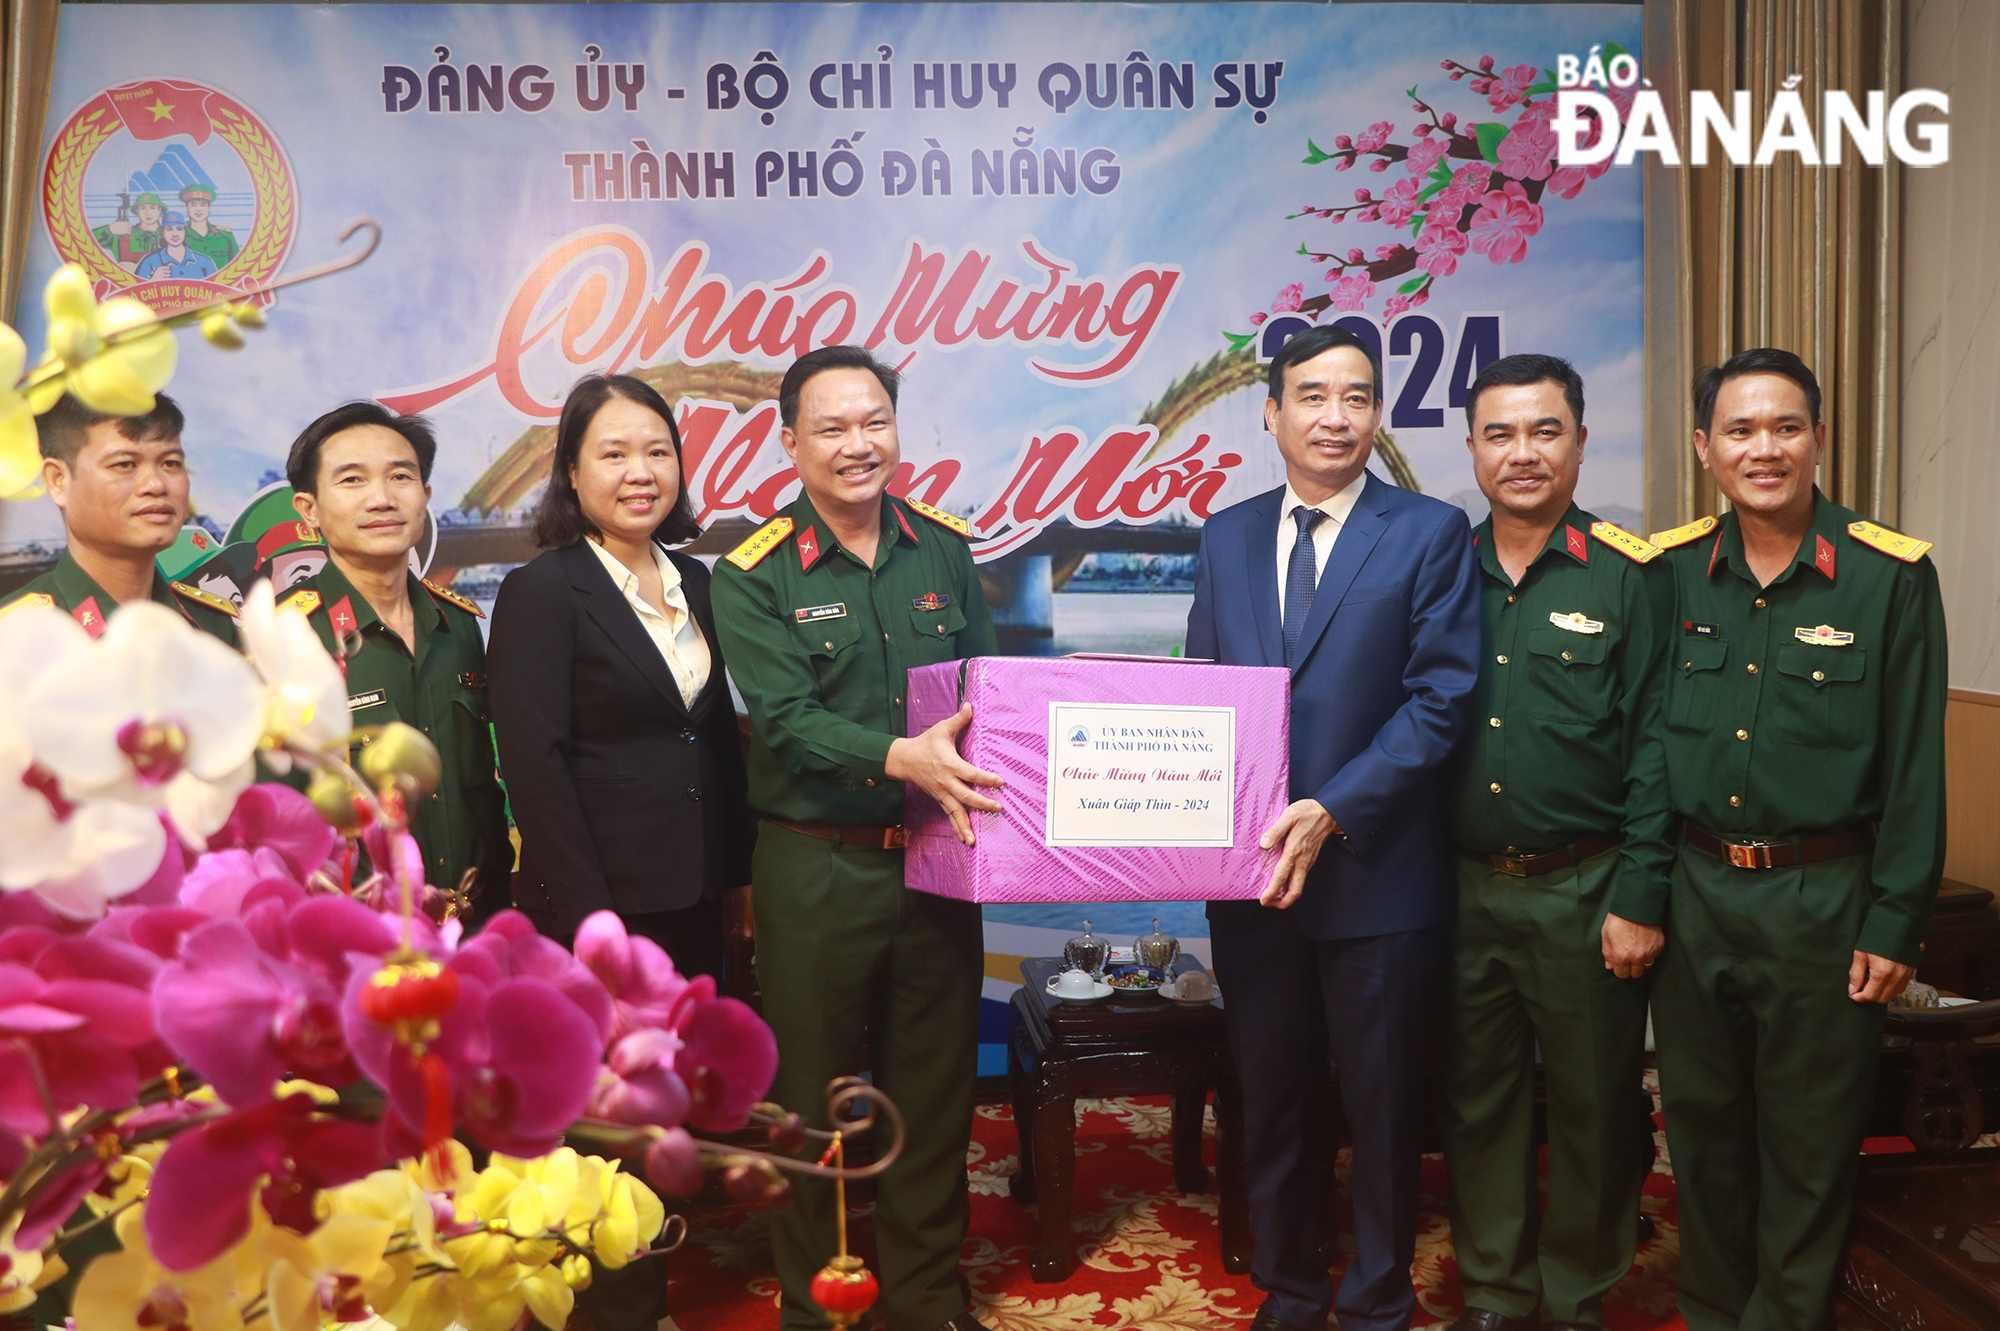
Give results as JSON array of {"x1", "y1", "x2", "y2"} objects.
[{"x1": 1794, "y1": 624, "x2": 1856, "y2": 646}]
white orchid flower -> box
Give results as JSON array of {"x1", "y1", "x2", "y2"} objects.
[
  {"x1": 238, "y1": 579, "x2": 350, "y2": 772},
  {"x1": 23, "y1": 600, "x2": 262, "y2": 846},
  {"x1": 0, "y1": 605, "x2": 168, "y2": 913}
]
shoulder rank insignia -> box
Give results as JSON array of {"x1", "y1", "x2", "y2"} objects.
[
  {"x1": 725, "y1": 516, "x2": 795, "y2": 571},
  {"x1": 0, "y1": 592, "x2": 55, "y2": 621},
  {"x1": 1847, "y1": 519, "x2": 1932, "y2": 563},
  {"x1": 170, "y1": 581, "x2": 241, "y2": 618},
  {"x1": 279, "y1": 589, "x2": 321, "y2": 617},
  {"x1": 1648, "y1": 515, "x2": 1718, "y2": 550},
  {"x1": 901, "y1": 497, "x2": 972, "y2": 538},
  {"x1": 1590, "y1": 521, "x2": 1662, "y2": 564},
  {"x1": 422, "y1": 578, "x2": 485, "y2": 618}
]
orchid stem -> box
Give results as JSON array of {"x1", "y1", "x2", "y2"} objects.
[{"x1": 47, "y1": 1198, "x2": 137, "y2": 1254}]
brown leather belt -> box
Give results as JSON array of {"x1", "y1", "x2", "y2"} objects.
[
  {"x1": 1683, "y1": 823, "x2": 1875, "y2": 870},
  {"x1": 766, "y1": 818, "x2": 908, "y2": 850},
  {"x1": 1473, "y1": 833, "x2": 1624, "y2": 878}
]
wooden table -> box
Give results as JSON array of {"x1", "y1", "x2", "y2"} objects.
[
  {"x1": 1838, "y1": 1153, "x2": 2000, "y2": 1330},
  {"x1": 1007, "y1": 956, "x2": 1251, "y2": 1282}
]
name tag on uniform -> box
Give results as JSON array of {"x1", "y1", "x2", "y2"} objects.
[
  {"x1": 1794, "y1": 624, "x2": 1855, "y2": 646},
  {"x1": 795, "y1": 603, "x2": 847, "y2": 623},
  {"x1": 348, "y1": 689, "x2": 388, "y2": 710},
  {"x1": 1683, "y1": 621, "x2": 1720, "y2": 639},
  {"x1": 1549, "y1": 611, "x2": 1604, "y2": 635}
]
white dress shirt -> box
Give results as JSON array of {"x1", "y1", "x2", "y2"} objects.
[
  {"x1": 586, "y1": 538, "x2": 712, "y2": 706},
  {"x1": 1275, "y1": 474, "x2": 1365, "y2": 619}
]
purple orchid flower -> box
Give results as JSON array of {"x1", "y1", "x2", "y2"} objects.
[
  {"x1": 144, "y1": 1092, "x2": 385, "y2": 1271},
  {"x1": 206, "y1": 783, "x2": 338, "y2": 883},
  {"x1": 0, "y1": 962, "x2": 163, "y2": 1135},
  {"x1": 588, "y1": 1027, "x2": 692, "y2": 1127},
  {"x1": 573, "y1": 910, "x2": 693, "y2": 1041},
  {"x1": 675, "y1": 992, "x2": 777, "y2": 1133}
]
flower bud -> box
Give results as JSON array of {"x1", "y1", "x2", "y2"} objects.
[
  {"x1": 306, "y1": 767, "x2": 368, "y2": 833},
  {"x1": 200, "y1": 311, "x2": 244, "y2": 350},
  {"x1": 231, "y1": 302, "x2": 267, "y2": 329},
  {"x1": 722, "y1": 1157, "x2": 790, "y2": 1207},
  {"x1": 768, "y1": 1111, "x2": 809, "y2": 1155},
  {"x1": 561, "y1": 1253, "x2": 594, "y2": 1290},
  {"x1": 644, "y1": 1127, "x2": 705, "y2": 1196},
  {"x1": 357, "y1": 722, "x2": 442, "y2": 798}
]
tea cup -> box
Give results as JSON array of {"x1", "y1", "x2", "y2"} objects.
[{"x1": 1047, "y1": 968, "x2": 1099, "y2": 999}]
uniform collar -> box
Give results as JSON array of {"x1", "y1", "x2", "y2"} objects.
[
  {"x1": 785, "y1": 492, "x2": 908, "y2": 573},
  {"x1": 1472, "y1": 502, "x2": 1594, "y2": 581},
  {"x1": 51, "y1": 547, "x2": 178, "y2": 616},
  {"x1": 1710, "y1": 488, "x2": 1841, "y2": 585},
  {"x1": 315, "y1": 558, "x2": 444, "y2": 635}
]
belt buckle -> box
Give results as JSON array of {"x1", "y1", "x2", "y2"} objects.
[
  {"x1": 1725, "y1": 840, "x2": 1773, "y2": 870},
  {"x1": 883, "y1": 826, "x2": 908, "y2": 850},
  {"x1": 1496, "y1": 855, "x2": 1529, "y2": 878}
]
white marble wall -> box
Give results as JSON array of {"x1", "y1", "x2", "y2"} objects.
[{"x1": 1902, "y1": 0, "x2": 2000, "y2": 691}]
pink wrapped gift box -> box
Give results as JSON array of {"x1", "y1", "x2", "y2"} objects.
[{"x1": 903, "y1": 655, "x2": 1290, "y2": 903}]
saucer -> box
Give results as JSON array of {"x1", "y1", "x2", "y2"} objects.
[
  {"x1": 1047, "y1": 979, "x2": 1114, "y2": 1003},
  {"x1": 1165, "y1": 989, "x2": 1218, "y2": 1007},
  {"x1": 1106, "y1": 964, "x2": 1165, "y2": 994}
]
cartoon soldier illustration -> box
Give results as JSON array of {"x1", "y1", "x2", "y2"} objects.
[
  {"x1": 134, "y1": 212, "x2": 219, "y2": 282},
  {"x1": 178, "y1": 183, "x2": 238, "y2": 270},
  {"x1": 93, "y1": 190, "x2": 166, "y2": 272}
]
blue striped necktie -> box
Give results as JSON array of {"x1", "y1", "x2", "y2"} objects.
[{"x1": 1282, "y1": 505, "x2": 1327, "y2": 665}]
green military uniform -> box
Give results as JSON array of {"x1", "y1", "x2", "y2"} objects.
[
  {"x1": 712, "y1": 491, "x2": 997, "y2": 1331},
  {"x1": 179, "y1": 185, "x2": 238, "y2": 270},
  {"x1": 1652, "y1": 491, "x2": 1946, "y2": 1331},
  {"x1": 284, "y1": 560, "x2": 512, "y2": 922},
  {"x1": 93, "y1": 192, "x2": 164, "y2": 268},
  {"x1": 1439, "y1": 507, "x2": 1675, "y2": 1328},
  {"x1": 0, "y1": 547, "x2": 239, "y2": 645}
]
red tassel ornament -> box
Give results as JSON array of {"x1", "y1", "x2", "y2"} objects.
[
  {"x1": 358, "y1": 953, "x2": 461, "y2": 1164},
  {"x1": 810, "y1": 1131, "x2": 878, "y2": 1328}
]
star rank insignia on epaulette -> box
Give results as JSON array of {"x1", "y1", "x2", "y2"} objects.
[
  {"x1": 901, "y1": 496, "x2": 972, "y2": 537},
  {"x1": 279, "y1": 589, "x2": 321, "y2": 617},
  {"x1": 1590, "y1": 521, "x2": 1662, "y2": 564},
  {"x1": 170, "y1": 581, "x2": 241, "y2": 618},
  {"x1": 725, "y1": 516, "x2": 795, "y2": 570},
  {"x1": 422, "y1": 578, "x2": 485, "y2": 618},
  {"x1": 1649, "y1": 515, "x2": 1718, "y2": 550},
  {"x1": 0, "y1": 592, "x2": 54, "y2": 621},
  {"x1": 1847, "y1": 519, "x2": 1933, "y2": 563}
]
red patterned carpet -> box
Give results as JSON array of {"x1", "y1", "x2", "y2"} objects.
[{"x1": 661, "y1": 1076, "x2": 1689, "y2": 1331}]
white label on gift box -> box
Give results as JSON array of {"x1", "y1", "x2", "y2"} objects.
[{"x1": 1045, "y1": 702, "x2": 1236, "y2": 847}]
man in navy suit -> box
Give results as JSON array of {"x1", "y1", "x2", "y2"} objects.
[{"x1": 1188, "y1": 324, "x2": 1482, "y2": 1331}]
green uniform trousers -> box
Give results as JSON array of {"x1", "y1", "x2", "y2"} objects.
[
  {"x1": 1652, "y1": 848, "x2": 1886, "y2": 1331},
  {"x1": 1437, "y1": 847, "x2": 1653, "y2": 1327},
  {"x1": 752, "y1": 824, "x2": 984, "y2": 1331}
]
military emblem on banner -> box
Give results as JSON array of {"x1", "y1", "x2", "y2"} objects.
[{"x1": 41, "y1": 78, "x2": 296, "y2": 318}]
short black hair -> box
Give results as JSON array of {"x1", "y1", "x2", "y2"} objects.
[
  {"x1": 779, "y1": 345, "x2": 900, "y2": 430},
  {"x1": 1465, "y1": 353, "x2": 1585, "y2": 432},
  {"x1": 286, "y1": 401, "x2": 438, "y2": 495},
  {"x1": 36, "y1": 392, "x2": 185, "y2": 467},
  {"x1": 1266, "y1": 323, "x2": 1382, "y2": 404},
  {"x1": 533, "y1": 374, "x2": 701, "y2": 550},
  {"x1": 1693, "y1": 348, "x2": 1822, "y2": 436}
]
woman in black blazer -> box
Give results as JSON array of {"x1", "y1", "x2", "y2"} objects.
[{"x1": 486, "y1": 373, "x2": 752, "y2": 981}]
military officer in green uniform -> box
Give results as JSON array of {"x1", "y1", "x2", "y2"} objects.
[
  {"x1": 1650, "y1": 348, "x2": 1945, "y2": 1331},
  {"x1": 712, "y1": 346, "x2": 1004, "y2": 1331},
  {"x1": 178, "y1": 184, "x2": 238, "y2": 271},
  {"x1": 0, "y1": 392, "x2": 238, "y2": 643},
  {"x1": 280, "y1": 401, "x2": 512, "y2": 924},
  {"x1": 1437, "y1": 356, "x2": 1674, "y2": 1331},
  {"x1": 93, "y1": 191, "x2": 165, "y2": 273}
]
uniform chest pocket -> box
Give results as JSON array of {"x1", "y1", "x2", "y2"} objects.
[
  {"x1": 1524, "y1": 625, "x2": 1612, "y2": 724},
  {"x1": 1668, "y1": 637, "x2": 1729, "y2": 730},
  {"x1": 792, "y1": 614, "x2": 861, "y2": 660},
  {"x1": 1769, "y1": 643, "x2": 1867, "y2": 748},
  {"x1": 906, "y1": 604, "x2": 968, "y2": 665}
]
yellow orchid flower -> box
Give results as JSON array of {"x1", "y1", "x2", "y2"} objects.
[
  {"x1": 27, "y1": 263, "x2": 177, "y2": 417},
  {"x1": 0, "y1": 1217, "x2": 54, "y2": 1314},
  {"x1": 0, "y1": 322, "x2": 37, "y2": 498},
  {"x1": 70, "y1": 1206, "x2": 246, "y2": 1331},
  {"x1": 590, "y1": 1164, "x2": 665, "y2": 1270},
  {"x1": 260, "y1": 1212, "x2": 400, "y2": 1331}
]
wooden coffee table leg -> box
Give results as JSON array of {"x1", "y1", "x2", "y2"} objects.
[
  {"x1": 1030, "y1": 1078, "x2": 1078, "y2": 1282},
  {"x1": 1172, "y1": 1084, "x2": 1211, "y2": 1194},
  {"x1": 1214, "y1": 1074, "x2": 1252, "y2": 1274},
  {"x1": 1008, "y1": 1027, "x2": 1037, "y2": 1205}
]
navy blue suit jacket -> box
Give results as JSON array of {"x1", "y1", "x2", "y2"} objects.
[{"x1": 1188, "y1": 471, "x2": 1481, "y2": 940}]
